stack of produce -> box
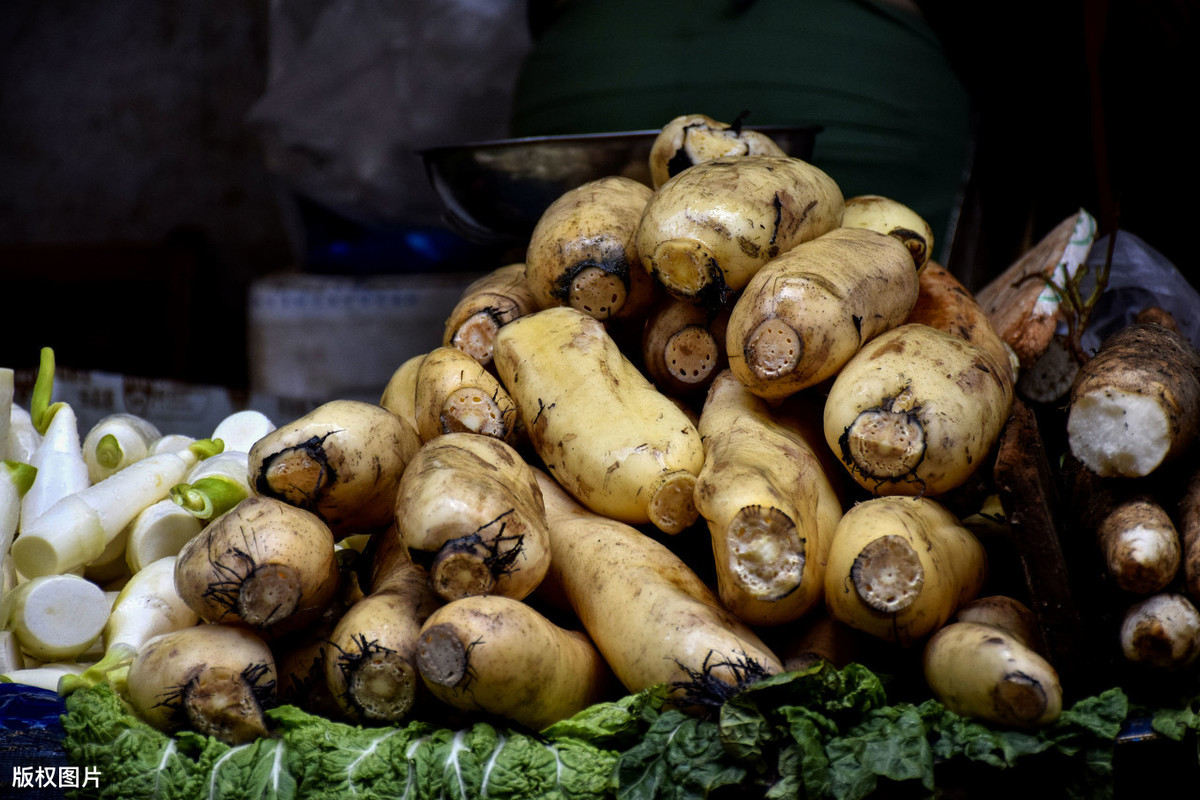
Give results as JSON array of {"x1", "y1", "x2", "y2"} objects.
[
  {"x1": 1, "y1": 113, "x2": 1195, "y2": 798},
  {"x1": 1061, "y1": 312, "x2": 1200, "y2": 673}
]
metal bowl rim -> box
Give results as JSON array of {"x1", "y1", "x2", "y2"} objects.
[{"x1": 418, "y1": 124, "x2": 823, "y2": 159}]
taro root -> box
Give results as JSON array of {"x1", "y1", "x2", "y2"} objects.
[
  {"x1": 693, "y1": 369, "x2": 842, "y2": 626},
  {"x1": 647, "y1": 112, "x2": 786, "y2": 189},
  {"x1": 442, "y1": 262, "x2": 539, "y2": 369},
  {"x1": 923, "y1": 620, "x2": 1062, "y2": 728},
  {"x1": 493, "y1": 306, "x2": 704, "y2": 534}
]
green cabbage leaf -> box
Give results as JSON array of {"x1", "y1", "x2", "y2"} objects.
[{"x1": 59, "y1": 662, "x2": 1132, "y2": 800}]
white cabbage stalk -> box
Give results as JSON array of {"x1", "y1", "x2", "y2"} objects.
[
  {"x1": 1, "y1": 661, "x2": 90, "y2": 693},
  {"x1": 150, "y1": 433, "x2": 196, "y2": 456}
]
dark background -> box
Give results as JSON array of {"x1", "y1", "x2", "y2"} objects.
[
  {"x1": 920, "y1": 0, "x2": 1195, "y2": 294},
  {"x1": 1, "y1": 2, "x2": 294, "y2": 390},
  {"x1": 1, "y1": 0, "x2": 1193, "y2": 394}
]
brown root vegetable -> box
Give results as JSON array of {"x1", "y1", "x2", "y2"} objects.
[
  {"x1": 823, "y1": 495, "x2": 988, "y2": 646},
  {"x1": 249, "y1": 399, "x2": 422, "y2": 537},
  {"x1": 953, "y1": 594, "x2": 1042, "y2": 652},
  {"x1": 641, "y1": 295, "x2": 730, "y2": 397},
  {"x1": 366, "y1": 521, "x2": 413, "y2": 595},
  {"x1": 379, "y1": 353, "x2": 424, "y2": 435},
  {"x1": 904, "y1": 261, "x2": 1016, "y2": 385},
  {"x1": 771, "y1": 608, "x2": 869, "y2": 673},
  {"x1": 1065, "y1": 459, "x2": 1182, "y2": 595},
  {"x1": 125, "y1": 623, "x2": 277, "y2": 744},
  {"x1": 1098, "y1": 498, "x2": 1181, "y2": 595},
  {"x1": 322, "y1": 559, "x2": 441, "y2": 724},
  {"x1": 1016, "y1": 334, "x2": 1079, "y2": 404},
  {"x1": 991, "y1": 399, "x2": 1092, "y2": 688},
  {"x1": 694, "y1": 370, "x2": 842, "y2": 626},
  {"x1": 1066, "y1": 320, "x2": 1200, "y2": 478},
  {"x1": 1178, "y1": 464, "x2": 1200, "y2": 604},
  {"x1": 647, "y1": 113, "x2": 786, "y2": 189},
  {"x1": 273, "y1": 629, "x2": 342, "y2": 720},
  {"x1": 1119, "y1": 592, "x2": 1200, "y2": 670},
  {"x1": 442, "y1": 263, "x2": 539, "y2": 368},
  {"x1": 493, "y1": 307, "x2": 705, "y2": 534},
  {"x1": 975, "y1": 209, "x2": 1097, "y2": 370},
  {"x1": 270, "y1": 546, "x2": 366, "y2": 718},
  {"x1": 415, "y1": 594, "x2": 613, "y2": 730},
  {"x1": 394, "y1": 432, "x2": 550, "y2": 602},
  {"x1": 535, "y1": 467, "x2": 783, "y2": 709},
  {"x1": 636, "y1": 154, "x2": 844, "y2": 305},
  {"x1": 840, "y1": 194, "x2": 935, "y2": 271},
  {"x1": 923, "y1": 620, "x2": 1063, "y2": 728},
  {"x1": 725, "y1": 227, "x2": 919, "y2": 400},
  {"x1": 525, "y1": 176, "x2": 658, "y2": 322},
  {"x1": 1135, "y1": 305, "x2": 1182, "y2": 333},
  {"x1": 413, "y1": 346, "x2": 520, "y2": 444},
  {"x1": 173, "y1": 496, "x2": 341, "y2": 636},
  {"x1": 823, "y1": 323, "x2": 1014, "y2": 497}
]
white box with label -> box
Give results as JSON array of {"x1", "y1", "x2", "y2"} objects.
[{"x1": 248, "y1": 272, "x2": 483, "y2": 403}]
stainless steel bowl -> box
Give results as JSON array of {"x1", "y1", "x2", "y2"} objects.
[{"x1": 420, "y1": 126, "x2": 821, "y2": 246}]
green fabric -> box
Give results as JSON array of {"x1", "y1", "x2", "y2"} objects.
[{"x1": 510, "y1": 0, "x2": 972, "y2": 259}]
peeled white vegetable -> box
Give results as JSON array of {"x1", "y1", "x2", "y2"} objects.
[
  {"x1": 210, "y1": 410, "x2": 275, "y2": 454},
  {"x1": 0, "y1": 573, "x2": 110, "y2": 662},
  {"x1": 10, "y1": 439, "x2": 221, "y2": 578},
  {"x1": 81, "y1": 412, "x2": 162, "y2": 484},
  {"x1": 123, "y1": 498, "x2": 205, "y2": 574}
]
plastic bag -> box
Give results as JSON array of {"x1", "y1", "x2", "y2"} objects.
[
  {"x1": 1017, "y1": 226, "x2": 1198, "y2": 404},
  {"x1": 0, "y1": 684, "x2": 69, "y2": 798},
  {"x1": 0, "y1": 683, "x2": 65, "y2": 733},
  {"x1": 1078, "y1": 229, "x2": 1200, "y2": 353},
  {"x1": 246, "y1": 0, "x2": 532, "y2": 228}
]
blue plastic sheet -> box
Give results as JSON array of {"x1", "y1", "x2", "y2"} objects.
[{"x1": 0, "y1": 683, "x2": 70, "y2": 799}]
